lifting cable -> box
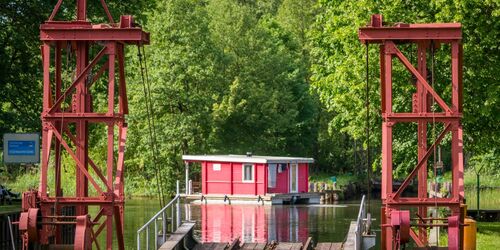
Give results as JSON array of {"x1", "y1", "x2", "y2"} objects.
[
  {"x1": 365, "y1": 43, "x2": 371, "y2": 213},
  {"x1": 141, "y1": 45, "x2": 168, "y2": 201},
  {"x1": 137, "y1": 45, "x2": 165, "y2": 208},
  {"x1": 431, "y1": 41, "x2": 439, "y2": 246}
]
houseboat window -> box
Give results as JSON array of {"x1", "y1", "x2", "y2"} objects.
[
  {"x1": 268, "y1": 164, "x2": 277, "y2": 188},
  {"x1": 242, "y1": 164, "x2": 254, "y2": 182},
  {"x1": 278, "y1": 163, "x2": 287, "y2": 173}
]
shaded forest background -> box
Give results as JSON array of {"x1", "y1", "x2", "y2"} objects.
[{"x1": 1, "y1": 0, "x2": 499, "y2": 196}]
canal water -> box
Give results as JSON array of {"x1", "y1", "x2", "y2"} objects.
[{"x1": 123, "y1": 198, "x2": 381, "y2": 249}]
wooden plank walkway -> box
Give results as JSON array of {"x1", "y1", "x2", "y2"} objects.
[
  {"x1": 274, "y1": 242, "x2": 302, "y2": 249},
  {"x1": 240, "y1": 243, "x2": 265, "y2": 249},
  {"x1": 159, "y1": 222, "x2": 196, "y2": 250},
  {"x1": 192, "y1": 241, "x2": 344, "y2": 250},
  {"x1": 342, "y1": 221, "x2": 356, "y2": 250},
  {"x1": 193, "y1": 242, "x2": 230, "y2": 250},
  {"x1": 315, "y1": 243, "x2": 342, "y2": 250},
  {"x1": 160, "y1": 228, "x2": 342, "y2": 250}
]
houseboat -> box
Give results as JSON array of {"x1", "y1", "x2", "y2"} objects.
[{"x1": 182, "y1": 154, "x2": 319, "y2": 204}]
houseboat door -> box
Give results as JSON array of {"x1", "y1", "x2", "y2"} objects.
[{"x1": 289, "y1": 163, "x2": 298, "y2": 193}]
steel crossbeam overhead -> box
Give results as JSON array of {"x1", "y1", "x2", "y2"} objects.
[
  {"x1": 17, "y1": 1, "x2": 149, "y2": 249},
  {"x1": 359, "y1": 14, "x2": 464, "y2": 249}
]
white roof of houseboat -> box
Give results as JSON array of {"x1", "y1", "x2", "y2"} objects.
[{"x1": 182, "y1": 154, "x2": 314, "y2": 164}]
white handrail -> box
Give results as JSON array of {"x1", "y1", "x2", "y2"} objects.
[
  {"x1": 137, "y1": 180, "x2": 181, "y2": 250},
  {"x1": 137, "y1": 195, "x2": 180, "y2": 233},
  {"x1": 355, "y1": 195, "x2": 366, "y2": 250}
]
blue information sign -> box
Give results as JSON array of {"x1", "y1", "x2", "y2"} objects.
[
  {"x1": 8, "y1": 140, "x2": 36, "y2": 155},
  {"x1": 3, "y1": 133, "x2": 40, "y2": 163}
]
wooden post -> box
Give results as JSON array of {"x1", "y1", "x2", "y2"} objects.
[
  {"x1": 230, "y1": 162, "x2": 233, "y2": 195},
  {"x1": 185, "y1": 161, "x2": 189, "y2": 195},
  {"x1": 255, "y1": 164, "x2": 258, "y2": 195}
]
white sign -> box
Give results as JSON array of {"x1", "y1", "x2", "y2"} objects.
[
  {"x1": 213, "y1": 163, "x2": 221, "y2": 171},
  {"x1": 3, "y1": 133, "x2": 40, "y2": 164}
]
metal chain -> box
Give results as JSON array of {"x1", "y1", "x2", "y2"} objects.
[{"x1": 138, "y1": 45, "x2": 165, "y2": 208}]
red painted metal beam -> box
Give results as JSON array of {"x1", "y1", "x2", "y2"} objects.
[
  {"x1": 359, "y1": 27, "x2": 461, "y2": 43},
  {"x1": 393, "y1": 123, "x2": 452, "y2": 198},
  {"x1": 416, "y1": 41, "x2": 428, "y2": 244},
  {"x1": 41, "y1": 25, "x2": 150, "y2": 44},
  {"x1": 47, "y1": 47, "x2": 107, "y2": 114},
  {"x1": 384, "y1": 113, "x2": 461, "y2": 122},
  {"x1": 49, "y1": 124, "x2": 105, "y2": 195},
  {"x1": 390, "y1": 42, "x2": 452, "y2": 113},
  {"x1": 359, "y1": 18, "x2": 462, "y2": 44},
  {"x1": 409, "y1": 229, "x2": 426, "y2": 247},
  {"x1": 43, "y1": 113, "x2": 125, "y2": 122},
  {"x1": 386, "y1": 198, "x2": 460, "y2": 206},
  {"x1": 40, "y1": 198, "x2": 124, "y2": 204}
]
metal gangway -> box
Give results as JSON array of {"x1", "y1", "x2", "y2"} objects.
[{"x1": 137, "y1": 181, "x2": 183, "y2": 250}]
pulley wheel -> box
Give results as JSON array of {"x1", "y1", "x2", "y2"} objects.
[
  {"x1": 19, "y1": 208, "x2": 40, "y2": 242},
  {"x1": 74, "y1": 215, "x2": 92, "y2": 250},
  {"x1": 390, "y1": 210, "x2": 410, "y2": 244}
]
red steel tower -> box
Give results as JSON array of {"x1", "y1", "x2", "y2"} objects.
[
  {"x1": 359, "y1": 15, "x2": 464, "y2": 249},
  {"x1": 17, "y1": 1, "x2": 149, "y2": 249}
]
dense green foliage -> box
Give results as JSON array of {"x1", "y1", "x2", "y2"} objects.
[
  {"x1": 1, "y1": 0, "x2": 499, "y2": 195},
  {"x1": 309, "y1": 0, "x2": 500, "y2": 178}
]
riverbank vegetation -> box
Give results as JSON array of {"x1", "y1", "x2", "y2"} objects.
[
  {"x1": 476, "y1": 222, "x2": 500, "y2": 250},
  {"x1": 1, "y1": 1, "x2": 499, "y2": 200},
  {"x1": 439, "y1": 222, "x2": 500, "y2": 250}
]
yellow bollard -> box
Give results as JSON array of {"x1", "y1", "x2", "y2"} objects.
[{"x1": 463, "y1": 217, "x2": 477, "y2": 250}]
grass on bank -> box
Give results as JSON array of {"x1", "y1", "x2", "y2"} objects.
[
  {"x1": 439, "y1": 222, "x2": 500, "y2": 250},
  {"x1": 309, "y1": 172, "x2": 361, "y2": 188},
  {"x1": 0, "y1": 202, "x2": 22, "y2": 214},
  {"x1": 476, "y1": 222, "x2": 500, "y2": 250},
  {"x1": 4, "y1": 168, "x2": 500, "y2": 202},
  {"x1": 2, "y1": 168, "x2": 161, "y2": 198}
]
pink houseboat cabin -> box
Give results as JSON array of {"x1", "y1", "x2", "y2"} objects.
[{"x1": 182, "y1": 154, "x2": 318, "y2": 204}]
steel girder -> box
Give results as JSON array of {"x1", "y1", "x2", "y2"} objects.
[
  {"x1": 19, "y1": 1, "x2": 148, "y2": 249},
  {"x1": 359, "y1": 15, "x2": 464, "y2": 249}
]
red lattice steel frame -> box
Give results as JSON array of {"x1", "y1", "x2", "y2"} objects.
[
  {"x1": 359, "y1": 15, "x2": 464, "y2": 249},
  {"x1": 20, "y1": 1, "x2": 149, "y2": 249}
]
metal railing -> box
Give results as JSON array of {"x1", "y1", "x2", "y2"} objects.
[
  {"x1": 354, "y1": 195, "x2": 368, "y2": 250},
  {"x1": 137, "y1": 181, "x2": 182, "y2": 250}
]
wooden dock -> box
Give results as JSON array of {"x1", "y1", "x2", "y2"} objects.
[
  {"x1": 191, "y1": 240, "x2": 344, "y2": 250},
  {"x1": 192, "y1": 240, "x2": 308, "y2": 250},
  {"x1": 314, "y1": 243, "x2": 342, "y2": 250},
  {"x1": 159, "y1": 222, "x2": 197, "y2": 250},
  {"x1": 161, "y1": 230, "x2": 343, "y2": 250}
]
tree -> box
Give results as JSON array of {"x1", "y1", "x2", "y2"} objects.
[
  {"x1": 0, "y1": 1, "x2": 55, "y2": 136},
  {"x1": 309, "y1": 0, "x2": 500, "y2": 177},
  {"x1": 207, "y1": 0, "x2": 318, "y2": 156},
  {"x1": 125, "y1": 0, "x2": 222, "y2": 193}
]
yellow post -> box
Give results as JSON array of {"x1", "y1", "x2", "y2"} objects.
[{"x1": 464, "y1": 217, "x2": 477, "y2": 250}]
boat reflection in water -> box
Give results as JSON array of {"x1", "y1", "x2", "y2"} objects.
[
  {"x1": 199, "y1": 204, "x2": 309, "y2": 244},
  {"x1": 184, "y1": 201, "x2": 374, "y2": 245}
]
